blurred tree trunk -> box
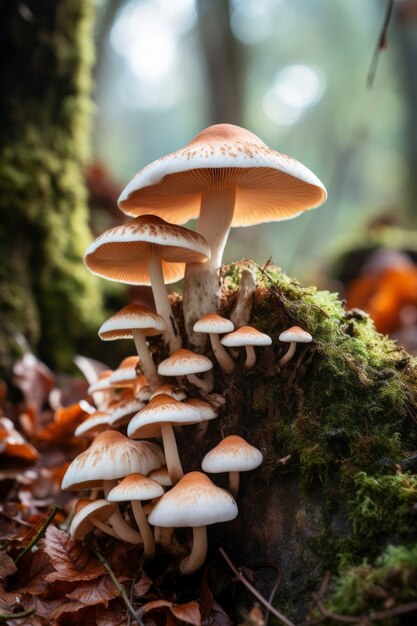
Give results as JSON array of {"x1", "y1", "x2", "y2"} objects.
[
  {"x1": 0, "y1": 0, "x2": 103, "y2": 373},
  {"x1": 197, "y1": 0, "x2": 244, "y2": 125}
]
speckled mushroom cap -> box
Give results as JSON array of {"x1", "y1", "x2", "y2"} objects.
[
  {"x1": 70, "y1": 498, "x2": 116, "y2": 539},
  {"x1": 157, "y1": 349, "x2": 213, "y2": 377},
  {"x1": 149, "y1": 384, "x2": 187, "y2": 402},
  {"x1": 279, "y1": 326, "x2": 313, "y2": 343},
  {"x1": 118, "y1": 124, "x2": 327, "y2": 225},
  {"x1": 109, "y1": 357, "x2": 142, "y2": 387},
  {"x1": 109, "y1": 398, "x2": 146, "y2": 428},
  {"x1": 61, "y1": 431, "x2": 165, "y2": 490},
  {"x1": 148, "y1": 467, "x2": 173, "y2": 487},
  {"x1": 184, "y1": 398, "x2": 217, "y2": 421},
  {"x1": 127, "y1": 394, "x2": 202, "y2": 439},
  {"x1": 107, "y1": 473, "x2": 164, "y2": 502},
  {"x1": 148, "y1": 471, "x2": 238, "y2": 528},
  {"x1": 74, "y1": 411, "x2": 110, "y2": 437},
  {"x1": 99, "y1": 304, "x2": 167, "y2": 340},
  {"x1": 87, "y1": 370, "x2": 114, "y2": 394},
  {"x1": 220, "y1": 326, "x2": 272, "y2": 347},
  {"x1": 201, "y1": 435, "x2": 263, "y2": 473},
  {"x1": 193, "y1": 313, "x2": 234, "y2": 335},
  {"x1": 84, "y1": 215, "x2": 210, "y2": 286}
]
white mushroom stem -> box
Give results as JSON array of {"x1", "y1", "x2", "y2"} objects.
[
  {"x1": 244, "y1": 345, "x2": 257, "y2": 369},
  {"x1": 90, "y1": 518, "x2": 120, "y2": 539},
  {"x1": 180, "y1": 525, "x2": 207, "y2": 574},
  {"x1": 209, "y1": 333, "x2": 235, "y2": 373},
  {"x1": 184, "y1": 187, "x2": 236, "y2": 349},
  {"x1": 186, "y1": 372, "x2": 214, "y2": 393},
  {"x1": 160, "y1": 423, "x2": 184, "y2": 484},
  {"x1": 228, "y1": 471, "x2": 240, "y2": 498},
  {"x1": 147, "y1": 256, "x2": 182, "y2": 354},
  {"x1": 103, "y1": 480, "x2": 142, "y2": 544},
  {"x1": 132, "y1": 330, "x2": 161, "y2": 392},
  {"x1": 279, "y1": 342, "x2": 297, "y2": 368},
  {"x1": 131, "y1": 501, "x2": 155, "y2": 562}
]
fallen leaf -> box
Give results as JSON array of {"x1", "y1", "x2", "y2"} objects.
[
  {"x1": 36, "y1": 403, "x2": 86, "y2": 445},
  {"x1": 95, "y1": 603, "x2": 129, "y2": 626},
  {"x1": 9, "y1": 548, "x2": 53, "y2": 595},
  {"x1": 33, "y1": 595, "x2": 86, "y2": 621},
  {"x1": 142, "y1": 599, "x2": 201, "y2": 626},
  {"x1": 202, "y1": 601, "x2": 233, "y2": 626},
  {"x1": 134, "y1": 570, "x2": 153, "y2": 598},
  {"x1": 13, "y1": 352, "x2": 55, "y2": 413},
  {"x1": 74, "y1": 355, "x2": 110, "y2": 386},
  {"x1": 0, "y1": 552, "x2": 17, "y2": 580},
  {"x1": 0, "y1": 418, "x2": 39, "y2": 461},
  {"x1": 65, "y1": 574, "x2": 120, "y2": 607},
  {"x1": 43, "y1": 526, "x2": 105, "y2": 582}
]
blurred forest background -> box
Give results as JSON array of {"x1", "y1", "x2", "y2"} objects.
[{"x1": 2, "y1": 0, "x2": 417, "y2": 372}]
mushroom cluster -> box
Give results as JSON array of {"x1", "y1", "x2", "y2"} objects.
[{"x1": 62, "y1": 123, "x2": 325, "y2": 574}]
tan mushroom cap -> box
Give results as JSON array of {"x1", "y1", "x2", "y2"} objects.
[
  {"x1": 157, "y1": 349, "x2": 213, "y2": 377},
  {"x1": 193, "y1": 313, "x2": 234, "y2": 335},
  {"x1": 109, "y1": 398, "x2": 146, "y2": 428},
  {"x1": 127, "y1": 394, "x2": 202, "y2": 439},
  {"x1": 74, "y1": 411, "x2": 110, "y2": 437},
  {"x1": 84, "y1": 215, "x2": 210, "y2": 286},
  {"x1": 148, "y1": 471, "x2": 238, "y2": 528},
  {"x1": 184, "y1": 398, "x2": 217, "y2": 421},
  {"x1": 279, "y1": 326, "x2": 313, "y2": 343},
  {"x1": 87, "y1": 370, "x2": 114, "y2": 394},
  {"x1": 109, "y1": 357, "x2": 141, "y2": 387},
  {"x1": 201, "y1": 435, "x2": 263, "y2": 473},
  {"x1": 118, "y1": 123, "x2": 327, "y2": 225},
  {"x1": 150, "y1": 383, "x2": 187, "y2": 402},
  {"x1": 221, "y1": 326, "x2": 272, "y2": 347},
  {"x1": 61, "y1": 431, "x2": 165, "y2": 490},
  {"x1": 70, "y1": 498, "x2": 116, "y2": 539},
  {"x1": 107, "y1": 473, "x2": 164, "y2": 502},
  {"x1": 148, "y1": 467, "x2": 173, "y2": 487},
  {"x1": 99, "y1": 304, "x2": 167, "y2": 340}
]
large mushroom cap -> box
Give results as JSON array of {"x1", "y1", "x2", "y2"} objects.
[
  {"x1": 202, "y1": 435, "x2": 263, "y2": 473},
  {"x1": 220, "y1": 326, "x2": 272, "y2": 347},
  {"x1": 127, "y1": 394, "x2": 202, "y2": 439},
  {"x1": 84, "y1": 215, "x2": 210, "y2": 286},
  {"x1": 99, "y1": 304, "x2": 167, "y2": 340},
  {"x1": 62, "y1": 431, "x2": 164, "y2": 490},
  {"x1": 118, "y1": 123, "x2": 327, "y2": 225},
  {"x1": 148, "y1": 471, "x2": 238, "y2": 528}
]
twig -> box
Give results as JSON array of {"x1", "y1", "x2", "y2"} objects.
[
  {"x1": 219, "y1": 548, "x2": 297, "y2": 626},
  {"x1": 89, "y1": 543, "x2": 144, "y2": 626},
  {"x1": 14, "y1": 505, "x2": 60, "y2": 564},
  {"x1": 0, "y1": 607, "x2": 36, "y2": 621},
  {"x1": 264, "y1": 570, "x2": 282, "y2": 626},
  {"x1": 314, "y1": 596, "x2": 417, "y2": 624},
  {"x1": 367, "y1": 0, "x2": 396, "y2": 88}
]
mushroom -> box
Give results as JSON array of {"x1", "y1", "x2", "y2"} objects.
[
  {"x1": 221, "y1": 326, "x2": 272, "y2": 369},
  {"x1": 74, "y1": 410, "x2": 110, "y2": 437},
  {"x1": 109, "y1": 397, "x2": 146, "y2": 428},
  {"x1": 184, "y1": 398, "x2": 218, "y2": 438},
  {"x1": 69, "y1": 499, "x2": 119, "y2": 540},
  {"x1": 201, "y1": 435, "x2": 263, "y2": 497},
  {"x1": 149, "y1": 384, "x2": 187, "y2": 402},
  {"x1": 148, "y1": 472, "x2": 238, "y2": 574},
  {"x1": 107, "y1": 474, "x2": 164, "y2": 562},
  {"x1": 127, "y1": 394, "x2": 202, "y2": 484},
  {"x1": 87, "y1": 370, "x2": 115, "y2": 411},
  {"x1": 279, "y1": 326, "x2": 313, "y2": 368},
  {"x1": 109, "y1": 356, "x2": 141, "y2": 388},
  {"x1": 193, "y1": 314, "x2": 235, "y2": 373},
  {"x1": 62, "y1": 431, "x2": 164, "y2": 544},
  {"x1": 98, "y1": 304, "x2": 166, "y2": 391},
  {"x1": 118, "y1": 124, "x2": 327, "y2": 347},
  {"x1": 84, "y1": 215, "x2": 210, "y2": 353},
  {"x1": 157, "y1": 349, "x2": 214, "y2": 392}
]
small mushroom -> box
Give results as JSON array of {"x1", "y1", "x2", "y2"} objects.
[
  {"x1": 278, "y1": 326, "x2": 313, "y2": 368},
  {"x1": 221, "y1": 326, "x2": 272, "y2": 369},
  {"x1": 70, "y1": 499, "x2": 119, "y2": 540},
  {"x1": 148, "y1": 472, "x2": 238, "y2": 574},
  {"x1": 74, "y1": 411, "x2": 110, "y2": 437},
  {"x1": 193, "y1": 314, "x2": 235, "y2": 373},
  {"x1": 158, "y1": 349, "x2": 214, "y2": 392},
  {"x1": 149, "y1": 384, "x2": 187, "y2": 402},
  {"x1": 201, "y1": 435, "x2": 263, "y2": 497}
]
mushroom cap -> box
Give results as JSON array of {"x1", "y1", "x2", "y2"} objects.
[
  {"x1": 193, "y1": 313, "x2": 234, "y2": 335},
  {"x1": 150, "y1": 383, "x2": 187, "y2": 401},
  {"x1": 70, "y1": 498, "x2": 116, "y2": 539},
  {"x1": 87, "y1": 370, "x2": 114, "y2": 394},
  {"x1": 147, "y1": 471, "x2": 238, "y2": 528},
  {"x1": 157, "y1": 349, "x2": 213, "y2": 377},
  {"x1": 127, "y1": 394, "x2": 202, "y2": 439},
  {"x1": 201, "y1": 435, "x2": 263, "y2": 473},
  {"x1": 61, "y1": 431, "x2": 165, "y2": 490},
  {"x1": 84, "y1": 215, "x2": 210, "y2": 286},
  {"x1": 184, "y1": 398, "x2": 217, "y2": 421},
  {"x1": 148, "y1": 467, "x2": 173, "y2": 487},
  {"x1": 279, "y1": 326, "x2": 313, "y2": 343},
  {"x1": 74, "y1": 411, "x2": 110, "y2": 437},
  {"x1": 109, "y1": 357, "x2": 142, "y2": 387},
  {"x1": 118, "y1": 124, "x2": 327, "y2": 226},
  {"x1": 220, "y1": 326, "x2": 272, "y2": 348},
  {"x1": 109, "y1": 398, "x2": 146, "y2": 428},
  {"x1": 107, "y1": 473, "x2": 164, "y2": 502},
  {"x1": 99, "y1": 304, "x2": 167, "y2": 340}
]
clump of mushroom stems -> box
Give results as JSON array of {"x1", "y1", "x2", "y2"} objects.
[
  {"x1": 103, "y1": 480, "x2": 142, "y2": 544},
  {"x1": 132, "y1": 330, "x2": 161, "y2": 392},
  {"x1": 147, "y1": 256, "x2": 182, "y2": 354}
]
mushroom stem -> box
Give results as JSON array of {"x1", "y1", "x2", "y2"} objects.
[
  {"x1": 279, "y1": 342, "x2": 296, "y2": 368},
  {"x1": 180, "y1": 525, "x2": 207, "y2": 574},
  {"x1": 184, "y1": 187, "x2": 236, "y2": 348},
  {"x1": 228, "y1": 471, "x2": 240, "y2": 498},
  {"x1": 155, "y1": 526, "x2": 184, "y2": 556},
  {"x1": 244, "y1": 345, "x2": 256, "y2": 369},
  {"x1": 103, "y1": 480, "x2": 142, "y2": 544},
  {"x1": 131, "y1": 501, "x2": 155, "y2": 562},
  {"x1": 186, "y1": 372, "x2": 214, "y2": 393},
  {"x1": 160, "y1": 423, "x2": 184, "y2": 484},
  {"x1": 90, "y1": 518, "x2": 120, "y2": 539},
  {"x1": 209, "y1": 333, "x2": 235, "y2": 373},
  {"x1": 147, "y1": 256, "x2": 182, "y2": 354},
  {"x1": 132, "y1": 330, "x2": 161, "y2": 392}
]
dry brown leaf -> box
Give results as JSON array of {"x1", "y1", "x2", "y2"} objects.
[
  {"x1": 0, "y1": 552, "x2": 17, "y2": 580},
  {"x1": 202, "y1": 601, "x2": 233, "y2": 626},
  {"x1": 13, "y1": 352, "x2": 55, "y2": 413},
  {"x1": 0, "y1": 418, "x2": 39, "y2": 461},
  {"x1": 9, "y1": 548, "x2": 53, "y2": 595},
  {"x1": 43, "y1": 525, "x2": 105, "y2": 582},
  {"x1": 95, "y1": 604, "x2": 129, "y2": 626},
  {"x1": 142, "y1": 599, "x2": 201, "y2": 626},
  {"x1": 33, "y1": 595, "x2": 85, "y2": 621},
  {"x1": 36, "y1": 403, "x2": 86, "y2": 445},
  {"x1": 65, "y1": 574, "x2": 120, "y2": 607},
  {"x1": 0, "y1": 582, "x2": 21, "y2": 608},
  {"x1": 134, "y1": 571, "x2": 153, "y2": 598}
]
